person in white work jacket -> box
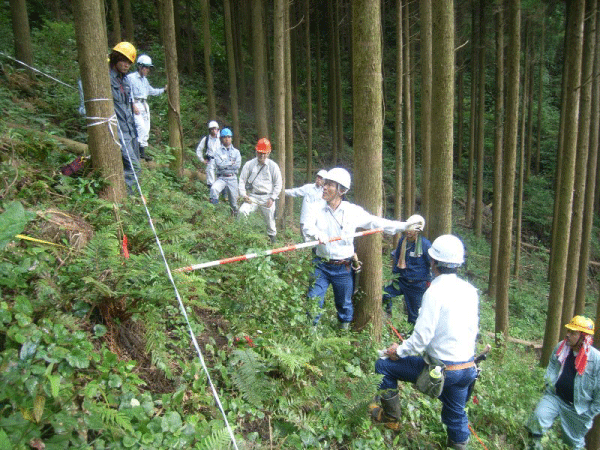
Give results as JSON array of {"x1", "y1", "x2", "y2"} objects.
[
  {"x1": 238, "y1": 138, "x2": 283, "y2": 244},
  {"x1": 302, "y1": 168, "x2": 419, "y2": 330},
  {"x1": 196, "y1": 121, "x2": 221, "y2": 188},
  {"x1": 128, "y1": 54, "x2": 166, "y2": 161},
  {"x1": 527, "y1": 315, "x2": 600, "y2": 450},
  {"x1": 284, "y1": 169, "x2": 327, "y2": 240},
  {"x1": 373, "y1": 234, "x2": 479, "y2": 450},
  {"x1": 209, "y1": 128, "x2": 241, "y2": 216}
]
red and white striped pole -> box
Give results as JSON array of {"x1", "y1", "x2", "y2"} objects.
[{"x1": 174, "y1": 228, "x2": 384, "y2": 273}]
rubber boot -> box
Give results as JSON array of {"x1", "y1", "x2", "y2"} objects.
[
  {"x1": 269, "y1": 235, "x2": 276, "y2": 244},
  {"x1": 369, "y1": 390, "x2": 401, "y2": 430},
  {"x1": 528, "y1": 434, "x2": 543, "y2": 450},
  {"x1": 140, "y1": 146, "x2": 152, "y2": 161},
  {"x1": 447, "y1": 439, "x2": 468, "y2": 449}
]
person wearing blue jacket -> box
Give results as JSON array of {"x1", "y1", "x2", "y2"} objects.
[
  {"x1": 382, "y1": 214, "x2": 431, "y2": 324},
  {"x1": 528, "y1": 316, "x2": 600, "y2": 449}
]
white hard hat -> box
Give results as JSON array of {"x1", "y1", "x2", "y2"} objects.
[
  {"x1": 137, "y1": 54, "x2": 153, "y2": 67},
  {"x1": 406, "y1": 214, "x2": 425, "y2": 232},
  {"x1": 316, "y1": 169, "x2": 328, "y2": 178},
  {"x1": 208, "y1": 120, "x2": 219, "y2": 129},
  {"x1": 428, "y1": 235, "x2": 465, "y2": 267},
  {"x1": 325, "y1": 168, "x2": 351, "y2": 191}
]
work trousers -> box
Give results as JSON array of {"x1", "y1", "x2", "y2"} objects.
[
  {"x1": 527, "y1": 390, "x2": 593, "y2": 449},
  {"x1": 238, "y1": 194, "x2": 277, "y2": 237},
  {"x1": 375, "y1": 355, "x2": 477, "y2": 444},
  {"x1": 307, "y1": 258, "x2": 354, "y2": 324},
  {"x1": 210, "y1": 176, "x2": 239, "y2": 213},
  {"x1": 120, "y1": 135, "x2": 141, "y2": 194},
  {"x1": 383, "y1": 277, "x2": 428, "y2": 324},
  {"x1": 133, "y1": 100, "x2": 151, "y2": 147}
]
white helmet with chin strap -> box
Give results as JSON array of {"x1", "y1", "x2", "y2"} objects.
[
  {"x1": 325, "y1": 168, "x2": 351, "y2": 191},
  {"x1": 316, "y1": 169, "x2": 328, "y2": 179},
  {"x1": 406, "y1": 214, "x2": 425, "y2": 232},
  {"x1": 428, "y1": 234, "x2": 464, "y2": 268}
]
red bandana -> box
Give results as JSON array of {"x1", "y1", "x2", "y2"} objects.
[{"x1": 556, "y1": 334, "x2": 594, "y2": 376}]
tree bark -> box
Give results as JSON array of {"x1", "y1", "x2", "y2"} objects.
[
  {"x1": 535, "y1": 19, "x2": 545, "y2": 175},
  {"x1": 394, "y1": 0, "x2": 404, "y2": 227},
  {"x1": 9, "y1": 0, "x2": 34, "y2": 75},
  {"x1": 122, "y1": 0, "x2": 134, "y2": 42},
  {"x1": 274, "y1": 0, "x2": 286, "y2": 230},
  {"x1": 455, "y1": 3, "x2": 465, "y2": 171},
  {"x1": 252, "y1": 0, "x2": 269, "y2": 137},
  {"x1": 541, "y1": 0, "x2": 584, "y2": 367},
  {"x1": 564, "y1": 0, "x2": 596, "y2": 323},
  {"x1": 109, "y1": 0, "x2": 121, "y2": 44},
  {"x1": 352, "y1": 0, "x2": 383, "y2": 338},
  {"x1": 428, "y1": 0, "x2": 454, "y2": 239},
  {"x1": 489, "y1": 1, "x2": 504, "y2": 298},
  {"x1": 224, "y1": 0, "x2": 240, "y2": 148},
  {"x1": 403, "y1": 0, "x2": 414, "y2": 218},
  {"x1": 474, "y1": 0, "x2": 486, "y2": 237},
  {"x1": 577, "y1": 2, "x2": 600, "y2": 318},
  {"x1": 420, "y1": 0, "x2": 432, "y2": 227},
  {"x1": 495, "y1": 0, "x2": 520, "y2": 343},
  {"x1": 160, "y1": 0, "x2": 183, "y2": 176},
  {"x1": 305, "y1": 0, "x2": 313, "y2": 182},
  {"x1": 465, "y1": 0, "x2": 478, "y2": 227},
  {"x1": 73, "y1": 0, "x2": 126, "y2": 201},
  {"x1": 316, "y1": 23, "x2": 323, "y2": 129},
  {"x1": 200, "y1": 0, "x2": 216, "y2": 119},
  {"x1": 284, "y1": 1, "x2": 293, "y2": 225}
]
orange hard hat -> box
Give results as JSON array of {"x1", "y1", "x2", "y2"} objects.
[
  {"x1": 256, "y1": 138, "x2": 272, "y2": 153},
  {"x1": 565, "y1": 316, "x2": 595, "y2": 335}
]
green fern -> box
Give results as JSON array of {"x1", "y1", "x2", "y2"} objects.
[
  {"x1": 229, "y1": 349, "x2": 277, "y2": 408},
  {"x1": 193, "y1": 425, "x2": 237, "y2": 450}
]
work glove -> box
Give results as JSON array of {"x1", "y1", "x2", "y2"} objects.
[{"x1": 317, "y1": 232, "x2": 329, "y2": 244}]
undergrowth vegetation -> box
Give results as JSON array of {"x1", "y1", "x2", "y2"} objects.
[{"x1": 0, "y1": 11, "x2": 596, "y2": 450}]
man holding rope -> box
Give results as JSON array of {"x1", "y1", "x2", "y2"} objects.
[
  {"x1": 302, "y1": 168, "x2": 421, "y2": 330},
  {"x1": 238, "y1": 138, "x2": 283, "y2": 244},
  {"x1": 373, "y1": 234, "x2": 478, "y2": 449}
]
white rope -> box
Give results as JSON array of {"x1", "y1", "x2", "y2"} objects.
[
  {"x1": 114, "y1": 120, "x2": 240, "y2": 449},
  {"x1": 0, "y1": 51, "x2": 77, "y2": 90}
]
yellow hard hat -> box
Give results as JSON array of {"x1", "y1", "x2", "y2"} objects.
[
  {"x1": 565, "y1": 315, "x2": 595, "y2": 335},
  {"x1": 112, "y1": 42, "x2": 137, "y2": 63}
]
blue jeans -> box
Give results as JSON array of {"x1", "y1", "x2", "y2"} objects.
[
  {"x1": 383, "y1": 277, "x2": 427, "y2": 324},
  {"x1": 307, "y1": 258, "x2": 354, "y2": 324},
  {"x1": 375, "y1": 355, "x2": 477, "y2": 443}
]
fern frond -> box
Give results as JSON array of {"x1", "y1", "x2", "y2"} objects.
[
  {"x1": 229, "y1": 349, "x2": 276, "y2": 408},
  {"x1": 194, "y1": 425, "x2": 236, "y2": 450}
]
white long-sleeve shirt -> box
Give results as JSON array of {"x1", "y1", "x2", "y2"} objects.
[
  {"x1": 127, "y1": 72, "x2": 165, "y2": 100},
  {"x1": 285, "y1": 183, "x2": 324, "y2": 224},
  {"x1": 196, "y1": 134, "x2": 221, "y2": 161},
  {"x1": 302, "y1": 201, "x2": 408, "y2": 260},
  {"x1": 396, "y1": 273, "x2": 479, "y2": 362},
  {"x1": 239, "y1": 158, "x2": 283, "y2": 200}
]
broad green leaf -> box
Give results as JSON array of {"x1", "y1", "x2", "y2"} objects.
[
  {"x1": 47, "y1": 374, "x2": 60, "y2": 398},
  {"x1": 161, "y1": 411, "x2": 182, "y2": 433},
  {"x1": 0, "y1": 201, "x2": 35, "y2": 250},
  {"x1": 65, "y1": 348, "x2": 90, "y2": 369}
]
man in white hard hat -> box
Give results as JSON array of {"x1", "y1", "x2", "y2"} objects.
[
  {"x1": 238, "y1": 138, "x2": 283, "y2": 244},
  {"x1": 382, "y1": 214, "x2": 432, "y2": 324},
  {"x1": 527, "y1": 315, "x2": 600, "y2": 450},
  {"x1": 196, "y1": 120, "x2": 221, "y2": 188},
  {"x1": 373, "y1": 234, "x2": 479, "y2": 450},
  {"x1": 302, "y1": 168, "x2": 421, "y2": 330},
  {"x1": 127, "y1": 54, "x2": 167, "y2": 161},
  {"x1": 284, "y1": 169, "x2": 327, "y2": 240}
]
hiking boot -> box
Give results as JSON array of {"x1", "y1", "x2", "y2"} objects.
[{"x1": 269, "y1": 235, "x2": 276, "y2": 244}]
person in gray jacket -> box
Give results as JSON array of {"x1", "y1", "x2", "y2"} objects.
[
  {"x1": 109, "y1": 42, "x2": 140, "y2": 194},
  {"x1": 527, "y1": 315, "x2": 600, "y2": 449},
  {"x1": 209, "y1": 128, "x2": 241, "y2": 215}
]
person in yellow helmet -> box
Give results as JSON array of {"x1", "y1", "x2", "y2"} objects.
[
  {"x1": 527, "y1": 315, "x2": 600, "y2": 449},
  {"x1": 109, "y1": 42, "x2": 140, "y2": 193}
]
